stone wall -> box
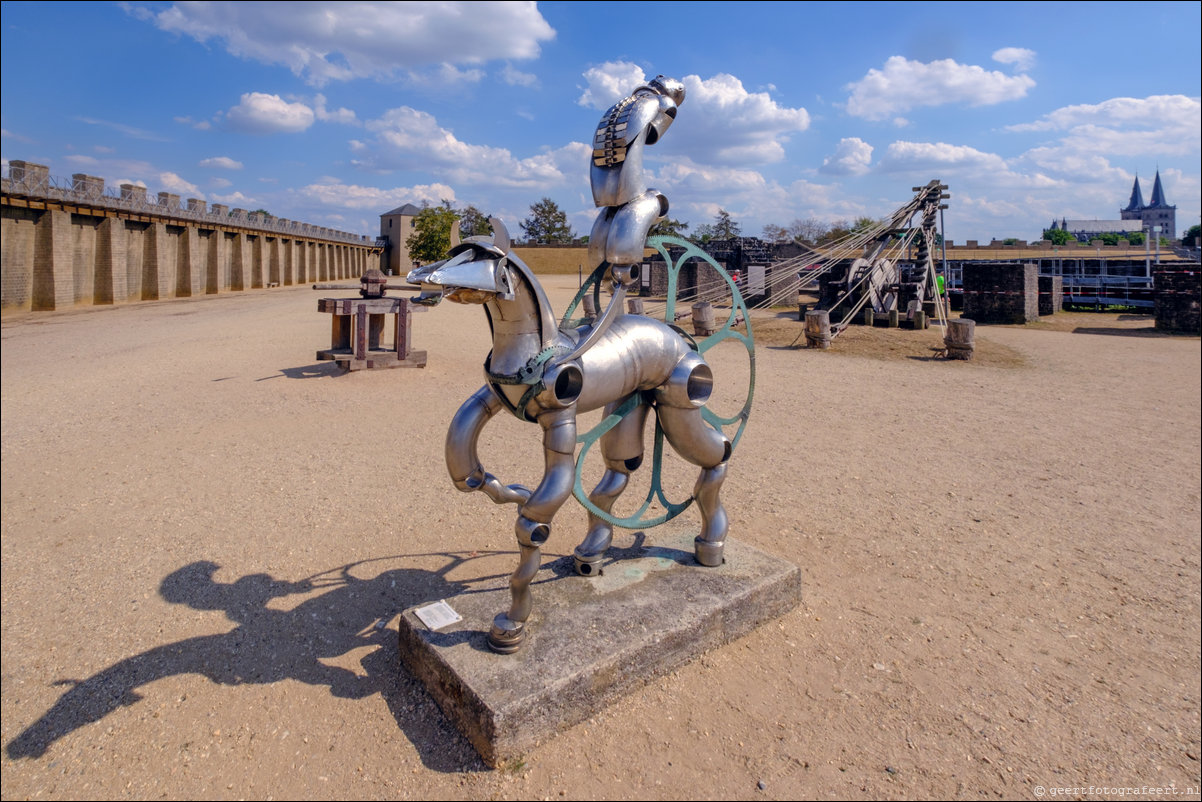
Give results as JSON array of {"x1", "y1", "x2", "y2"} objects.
[
  {"x1": 1038, "y1": 275, "x2": 1063, "y2": 316},
  {"x1": 3, "y1": 161, "x2": 380, "y2": 311},
  {"x1": 2, "y1": 207, "x2": 375, "y2": 311},
  {"x1": 1153, "y1": 264, "x2": 1200, "y2": 334},
  {"x1": 962, "y1": 262, "x2": 1039, "y2": 324}
]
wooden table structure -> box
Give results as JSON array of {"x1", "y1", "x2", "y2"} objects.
[{"x1": 316, "y1": 296, "x2": 427, "y2": 371}]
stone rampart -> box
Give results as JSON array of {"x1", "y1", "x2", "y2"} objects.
[{"x1": 2, "y1": 161, "x2": 381, "y2": 311}]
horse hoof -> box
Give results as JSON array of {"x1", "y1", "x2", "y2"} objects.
[
  {"x1": 694, "y1": 537, "x2": 725, "y2": 567},
  {"x1": 573, "y1": 554, "x2": 604, "y2": 577},
  {"x1": 488, "y1": 614, "x2": 525, "y2": 654}
]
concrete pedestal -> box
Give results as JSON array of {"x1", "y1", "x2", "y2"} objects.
[{"x1": 396, "y1": 529, "x2": 802, "y2": 767}]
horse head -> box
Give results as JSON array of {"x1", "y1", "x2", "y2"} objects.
[{"x1": 406, "y1": 217, "x2": 517, "y2": 306}]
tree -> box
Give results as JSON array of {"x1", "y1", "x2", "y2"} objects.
[
  {"x1": 820, "y1": 219, "x2": 853, "y2": 245},
  {"x1": 787, "y1": 217, "x2": 830, "y2": 244},
  {"x1": 1042, "y1": 228, "x2": 1074, "y2": 246},
  {"x1": 457, "y1": 204, "x2": 492, "y2": 239},
  {"x1": 852, "y1": 216, "x2": 882, "y2": 235},
  {"x1": 520, "y1": 197, "x2": 573, "y2": 243},
  {"x1": 649, "y1": 217, "x2": 690, "y2": 238},
  {"x1": 711, "y1": 209, "x2": 741, "y2": 240},
  {"x1": 761, "y1": 224, "x2": 790, "y2": 243},
  {"x1": 1184, "y1": 224, "x2": 1201, "y2": 241},
  {"x1": 406, "y1": 200, "x2": 459, "y2": 264}
]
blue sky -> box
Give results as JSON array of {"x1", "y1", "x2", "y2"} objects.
[{"x1": 2, "y1": 1, "x2": 1199, "y2": 243}]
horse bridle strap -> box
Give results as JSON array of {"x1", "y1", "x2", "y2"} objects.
[{"x1": 484, "y1": 346, "x2": 571, "y2": 422}]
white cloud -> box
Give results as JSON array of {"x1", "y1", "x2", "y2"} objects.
[
  {"x1": 174, "y1": 115, "x2": 213, "y2": 130},
  {"x1": 1006, "y1": 94, "x2": 1201, "y2": 156},
  {"x1": 845, "y1": 56, "x2": 1035, "y2": 121},
  {"x1": 159, "y1": 171, "x2": 202, "y2": 197},
  {"x1": 821, "y1": 137, "x2": 874, "y2": 176},
  {"x1": 879, "y1": 140, "x2": 1010, "y2": 173},
  {"x1": 992, "y1": 47, "x2": 1036, "y2": 72},
  {"x1": 226, "y1": 93, "x2": 315, "y2": 134},
  {"x1": 145, "y1": 1, "x2": 555, "y2": 86},
  {"x1": 502, "y1": 64, "x2": 538, "y2": 87},
  {"x1": 353, "y1": 106, "x2": 587, "y2": 188},
  {"x1": 199, "y1": 156, "x2": 244, "y2": 170},
  {"x1": 577, "y1": 62, "x2": 810, "y2": 165},
  {"x1": 295, "y1": 180, "x2": 458, "y2": 210},
  {"x1": 210, "y1": 190, "x2": 256, "y2": 205},
  {"x1": 313, "y1": 94, "x2": 358, "y2": 125},
  {"x1": 577, "y1": 61, "x2": 649, "y2": 110},
  {"x1": 210, "y1": 177, "x2": 232, "y2": 188}
]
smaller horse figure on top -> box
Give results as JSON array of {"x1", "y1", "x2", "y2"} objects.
[{"x1": 407, "y1": 75, "x2": 733, "y2": 654}]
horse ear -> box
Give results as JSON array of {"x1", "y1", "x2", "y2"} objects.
[
  {"x1": 489, "y1": 217, "x2": 510, "y2": 254},
  {"x1": 449, "y1": 218, "x2": 461, "y2": 249}
]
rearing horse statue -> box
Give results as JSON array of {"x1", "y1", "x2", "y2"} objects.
[
  {"x1": 407, "y1": 75, "x2": 736, "y2": 654},
  {"x1": 407, "y1": 218, "x2": 731, "y2": 653}
]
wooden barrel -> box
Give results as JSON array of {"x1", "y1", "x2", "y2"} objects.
[
  {"x1": 804, "y1": 309, "x2": 831, "y2": 349},
  {"x1": 626, "y1": 298, "x2": 645, "y2": 315},
  {"x1": 797, "y1": 302, "x2": 808, "y2": 321},
  {"x1": 692, "y1": 302, "x2": 716, "y2": 336},
  {"x1": 912, "y1": 310, "x2": 928, "y2": 330},
  {"x1": 945, "y1": 318, "x2": 975, "y2": 360}
]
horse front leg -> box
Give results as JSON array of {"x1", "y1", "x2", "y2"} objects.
[
  {"x1": 445, "y1": 385, "x2": 531, "y2": 506},
  {"x1": 488, "y1": 407, "x2": 577, "y2": 654},
  {"x1": 574, "y1": 399, "x2": 650, "y2": 576}
]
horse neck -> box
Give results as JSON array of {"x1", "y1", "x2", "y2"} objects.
[{"x1": 485, "y1": 266, "x2": 562, "y2": 375}]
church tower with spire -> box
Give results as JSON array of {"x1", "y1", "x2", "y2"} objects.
[{"x1": 1120, "y1": 170, "x2": 1176, "y2": 239}]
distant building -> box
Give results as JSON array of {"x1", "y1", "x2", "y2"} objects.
[
  {"x1": 379, "y1": 203, "x2": 422, "y2": 276},
  {"x1": 1048, "y1": 218, "x2": 1144, "y2": 242},
  {"x1": 1120, "y1": 170, "x2": 1176, "y2": 239},
  {"x1": 1049, "y1": 170, "x2": 1177, "y2": 242}
]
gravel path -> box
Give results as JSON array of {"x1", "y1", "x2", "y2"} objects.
[{"x1": 2, "y1": 279, "x2": 1199, "y2": 800}]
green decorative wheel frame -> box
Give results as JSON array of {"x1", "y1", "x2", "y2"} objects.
[{"x1": 559, "y1": 236, "x2": 756, "y2": 530}]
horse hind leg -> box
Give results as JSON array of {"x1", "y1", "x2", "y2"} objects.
[
  {"x1": 574, "y1": 399, "x2": 650, "y2": 576},
  {"x1": 653, "y1": 355, "x2": 732, "y2": 567}
]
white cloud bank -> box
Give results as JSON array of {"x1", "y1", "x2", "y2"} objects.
[
  {"x1": 577, "y1": 61, "x2": 810, "y2": 165},
  {"x1": 821, "y1": 138, "x2": 874, "y2": 176},
  {"x1": 992, "y1": 47, "x2": 1036, "y2": 72},
  {"x1": 226, "y1": 93, "x2": 316, "y2": 134},
  {"x1": 142, "y1": 1, "x2": 555, "y2": 86},
  {"x1": 199, "y1": 156, "x2": 243, "y2": 170},
  {"x1": 845, "y1": 56, "x2": 1035, "y2": 121}
]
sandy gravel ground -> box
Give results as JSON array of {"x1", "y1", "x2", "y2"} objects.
[{"x1": 2, "y1": 277, "x2": 1199, "y2": 801}]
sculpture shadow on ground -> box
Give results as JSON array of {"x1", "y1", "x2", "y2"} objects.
[
  {"x1": 269, "y1": 362, "x2": 346, "y2": 379},
  {"x1": 3, "y1": 551, "x2": 565, "y2": 773}
]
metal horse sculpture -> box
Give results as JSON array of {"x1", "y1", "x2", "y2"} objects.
[
  {"x1": 407, "y1": 75, "x2": 740, "y2": 653},
  {"x1": 407, "y1": 219, "x2": 732, "y2": 653}
]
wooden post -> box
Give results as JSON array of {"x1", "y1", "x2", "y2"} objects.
[
  {"x1": 804, "y1": 309, "x2": 831, "y2": 349},
  {"x1": 692, "y1": 302, "x2": 716, "y2": 336},
  {"x1": 945, "y1": 318, "x2": 975, "y2": 360}
]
